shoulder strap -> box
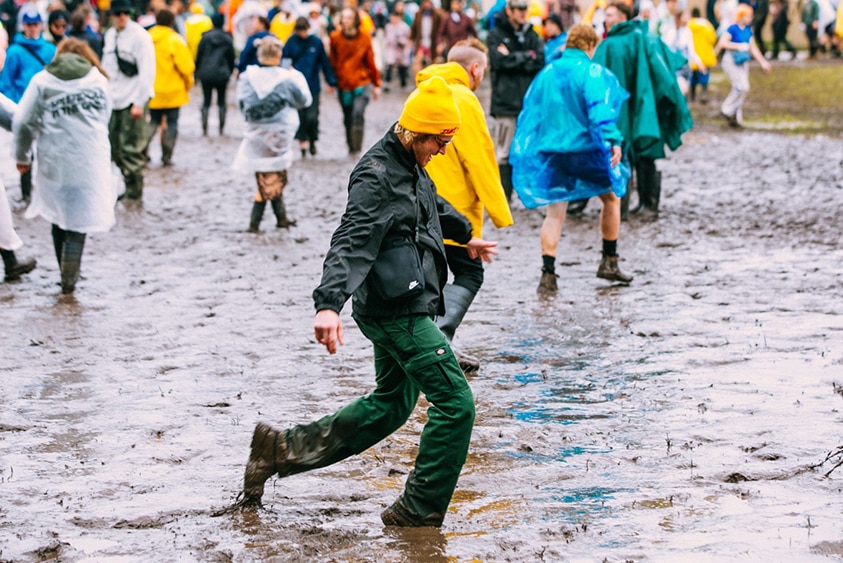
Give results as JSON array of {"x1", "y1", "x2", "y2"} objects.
[{"x1": 17, "y1": 42, "x2": 48, "y2": 67}]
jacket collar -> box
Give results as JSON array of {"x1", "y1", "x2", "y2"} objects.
[{"x1": 384, "y1": 125, "x2": 419, "y2": 172}]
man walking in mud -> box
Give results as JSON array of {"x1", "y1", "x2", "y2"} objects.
[
  {"x1": 416, "y1": 38, "x2": 513, "y2": 373},
  {"x1": 102, "y1": 0, "x2": 155, "y2": 202},
  {"x1": 227, "y1": 76, "x2": 498, "y2": 527}
]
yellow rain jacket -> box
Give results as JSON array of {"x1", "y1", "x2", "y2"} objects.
[
  {"x1": 149, "y1": 24, "x2": 195, "y2": 109},
  {"x1": 185, "y1": 8, "x2": 213, "y2": 60},
  {"x1": 688, "y1": 16, "x2": 718, "y2": 69},
  {"x1": 415, "y1": 62, "x2": 513, "y2": 246}
]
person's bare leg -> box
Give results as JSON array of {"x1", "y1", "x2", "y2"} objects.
[{"x1": 538, "y1": 201, "x2": 567, "y2": 292}]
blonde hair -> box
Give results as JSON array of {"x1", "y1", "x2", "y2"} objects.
[
  {"x1": 56, "y1": 37, "x2": 108, "y2": 78},
  {"x1": 566, "y1": 23, "x2": 599, "y2": 51},
  {"x1": 255, "y1": 36, "x2": 283, "y2": 64},
  {"x1": 393, "y1": 122, "x2": 424, "y2": 144}
]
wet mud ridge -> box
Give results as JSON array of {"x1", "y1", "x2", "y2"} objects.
[{"x1": 1, "y1": 87, "x2": 842, "y2": 561}]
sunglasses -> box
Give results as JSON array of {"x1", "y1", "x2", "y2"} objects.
[{"x1": 113, "y1": 10, "x2": 130, "y2": 15}]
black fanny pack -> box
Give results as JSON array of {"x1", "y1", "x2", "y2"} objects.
[{"x1": 115, "y1": 35, "x2": 138, "y2": 77}]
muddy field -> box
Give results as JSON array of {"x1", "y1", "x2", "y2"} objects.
[{"x1": 1, "y1": 67, "x2": 842, "y2": 562}]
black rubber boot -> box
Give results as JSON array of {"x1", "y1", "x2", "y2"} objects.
[
  {"x1": 201, "y1": 107, "x2": 209, "y2": 136},
  {"x1": 270, "y1": 196, "x2": 296, "y2": 228},
  {"x1": 161, "y1": 129, "x2": 177, "y2": 166},
  {"x1": 51, "y1": 224, "x2": 65, "y2": 267},
  {"x1": 2, "y1": 249, "x2": 36, "y2": 281},
  {"x1": 349, "y1": 126, "x2": 364, "y2": 155},
  {"x1": 436, "y1": 284, "x2": 480, "y2": 373},
  {"x1": 248, "y1": 201, "x2": 266, "y2": 233},
  {"x1": 20, "y1": 169, "x2": 32, "y2": 203},
  {"x1": 218, "y1": 107, "x2": 226, "y2": 135},
  {"x1": 436, "y1": 284, "x2": 476, "y2": 342},
  {"x1": 60, "y1": 231, "x2": 86, "y2": 294},
  {"x1": 499, "y1": 163, "x2": 513, "y2": 202},
  {"x1": 632, "y1": 158, "x2": 659, "y2": 219}
]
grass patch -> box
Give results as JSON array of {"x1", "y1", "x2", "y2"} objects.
[{"x1": 689, "y1": 59, "x2": 843, "y2": 135}]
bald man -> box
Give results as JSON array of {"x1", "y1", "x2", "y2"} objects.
[{"x1": 415, "y1": 39, "x2": 513, "y2": 373}]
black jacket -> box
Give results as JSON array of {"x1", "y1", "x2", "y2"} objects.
[
  {"x1": 195, "y1": 28, "x2": 235, "y2": 85},
  {"x1": 313, "y1": 127, "x2": 472, "y2": 319},
  {"x1": 486, "y1": 11, "x2": 544, "y2": 117}
]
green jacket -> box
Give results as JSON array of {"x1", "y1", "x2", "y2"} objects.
[{"x1": 592, "y1": 20, "x2": 693, "y2": 162}]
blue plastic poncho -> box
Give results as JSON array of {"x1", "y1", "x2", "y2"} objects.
[{"x1": 510, "y1": 49, "x2": 631, "y2": 209}]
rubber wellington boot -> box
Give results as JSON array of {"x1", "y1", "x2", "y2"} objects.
[
  {"x1": 632, "y1": 159, "x2": 658, "y2": 219},
  {"x1": 1, "y1": 249, "x2": 36, "y2": 281},
  {"x1": 161, "y1": 129, "x2": 177, "y2": 166},
  {"x1": 20, "y1": 169, "x2": 32, "y2": 203},
  {"x1": 51, "y1": 224, "x2": 65, "y2": 267},
  {"x1": 349, "y1": 126, "x2": 364, "y2": 155},
  {"x1": 270, "y1": 196, "x2": 296, "y2": 228},
  {"x1": 218, "y1": 106, "x2": 226, "y2": 135},
  {"x1": 596, "y1": 254, "x2": 633, "y2": 284},
  {"x1": 248, "y1": 201, "x2": 267, "y2": 232},
  {"x1": 499, "y1": 163, "x2": 513, "y2": 202},
  {"x1": 60, "y1": 232, "x2": 86, "y2": 294},
  {"x1": 201, "y1": 107, "x2": 209, "y2": 136},
  {"x1": 436, "y1": 284, "x2": 480, "y2": 373}
]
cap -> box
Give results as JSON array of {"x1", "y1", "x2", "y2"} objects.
[
  {"x1": 21, "y1": 6, "x2": 42, "y2": 24},
  {"x1": 507, "y1": 0, "x2": 529, "y2": 9},
  {"x1": 110, "y1": 0, "x2": 134, "y2": 13},
  {"x1": 544, "y1": 13, "x2": 563, "y2": 28}
]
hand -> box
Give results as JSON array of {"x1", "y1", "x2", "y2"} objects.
[
  {"x1": 325, "y1": 85, "x2": 335, "y2": 94},
  {"x1": 465, "y1": 236, "x2": 499, "y2": 263},
  {"x1": 761, "y1": 60, "x2": 772, "y2": 73},
  {"x1": 314, "y1": 309, "x2": 344, "y2": 354},
  {"x1": 496, "y1": 43, "x2": 510, "y2": 56},
  {"x1": 700, "y1": 64, "x2": 708, "y2": 75},
  {"x1": 16, "y1": 162, "x2": 30, "y2": 173},
  {"x1": 372, "y1": 86, "x2": 381, "y2": 100},
  {"x1": 129, "y1": 104, "x2": 143, "y2": 120},
  {"x1": 610, "y1": 145, "x2": 622, "y2": 167}
]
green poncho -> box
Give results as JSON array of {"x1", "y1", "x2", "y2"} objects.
[{"x1": 593, "y1": 20, "x2": 694, "y2": 162}]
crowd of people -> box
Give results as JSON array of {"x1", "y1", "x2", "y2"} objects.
[{"x1": 0, "y1": 0, "x2": 839, "y2": 530}]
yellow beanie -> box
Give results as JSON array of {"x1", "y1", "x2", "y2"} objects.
[{"x1": 398, "y1": 76, "x2": 461, "y2": 136}]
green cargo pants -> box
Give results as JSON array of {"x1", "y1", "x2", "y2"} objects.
[
  {"x1": 279, "y1": 315, "x2": 475, "y2": 520},
  {"x1": 109, "y1": 105, "x2": 148, "y2": 200}
]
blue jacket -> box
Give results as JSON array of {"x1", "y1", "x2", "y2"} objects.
[
  {"x1": 281, "y1": 34, "x2": 336, "y2": 96},
  {"x1": 543, "y1": 33, "x2": 567, "y2": 64},
  {"x1": 510, "y1": 48, "x2": 630, "y2": 208},
  {"x1": 0, "y1": 35, "x2": 56, "y2": 103},
  {"x1": 236, "y1": 30, "x2": 269, "y2": 73}
]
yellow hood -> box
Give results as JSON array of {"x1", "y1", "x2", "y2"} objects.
[{"x1": 415, "y1": 62, "x2": 470, "y2": 90}]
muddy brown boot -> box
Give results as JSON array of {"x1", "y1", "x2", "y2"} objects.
[
  {"x1": 2, "y1": 249, "x2": 36, "y2": 281},
  {"x1": 270, "y1": 196, "x2": 296, "y2": 228},
  {"x1": 597, "y1": 255, "x2": 633, "y2": 284},
  {"x1": 240, "y1": 422, "x2": 288, "y2": 508},
  {"x1": 538, "y1": 268, "x2": 559, "y2": 293},
  {"x1": 381, "y1": 496, "x2": 444, "y2": 527},
  {"x1": 248, "y1": 201, "x2": 266, "y2": 232}
]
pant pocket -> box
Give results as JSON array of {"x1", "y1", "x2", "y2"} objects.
[{"x1": 404, "y1": 344, "x2": 468, "y2": 403}]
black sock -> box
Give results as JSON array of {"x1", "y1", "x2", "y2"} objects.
[
  {"x1": 602, "y1": 239, "x2": 617, "y2": 257},
  {"x1": 542, "y1": 255, "x2": 556, "y2": 273}
]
